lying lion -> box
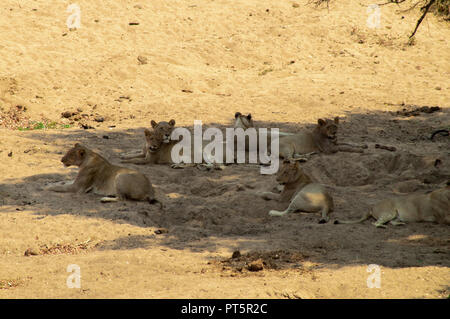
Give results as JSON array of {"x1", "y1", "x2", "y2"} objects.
[
  {"x1": 122, "y1": 129, "x2": 224, "y2": 169},
  {"x1": 45, "y1": 143, "x2": 161, "y2": 207},
  {"x1": 121, "y1": 128, "x2": 174, "y2": 165},
  {"x1": 278, "y1": 117, "x2": 367, "y2": 159},
  {"x1": 334, "y1": 185, "x2": 450, "y2": 228},
  {"x1": 234, "y1": 112, "x2": 293, "y2": 135},
  {"x1": 260, "y1": 159, "x2": 334, "y2": 223},
  {"x1": 120, "y1": 119, "x2": 175, "y2": 162},
  {"x1": 233, "y1": 112, "x2": 294, "y2": 153}
]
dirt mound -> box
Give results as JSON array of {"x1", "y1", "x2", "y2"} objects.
[
  {"x1": 394, "y1": 105, "x2": 441, "y2": 117},
  {"x1": 24, "y1": 240, "x2": 92, "y2": 256},
  {"x1": 0, "y1": 105, "x2": 31, "y2": 130},
  {"x1": 214, "y1": 250, "x2": 307, "y2": 273},
  {"x1": 303, "y1": 151, "x2": 449, "y2": 187}
]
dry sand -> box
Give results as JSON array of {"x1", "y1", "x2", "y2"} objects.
[{"x1": 0, "y1": 0, "x2": 449, "y2": 298}]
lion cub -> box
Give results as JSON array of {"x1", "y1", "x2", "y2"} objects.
[
  {"x1": 278, "y1": 117, "x2": 367, "y2": 159},
  {"x1": 45, "y1": 143, "x2": 161, "y2": 206},
  {"x1": 334, "y1": 185, "x2": 450, "y2": 228},
  {"x1": 260, "y1": 159, "x2": 334, "y2": 223},
  {"x1": 120, "y1": 119, "x2": 175, "y2": 163}
]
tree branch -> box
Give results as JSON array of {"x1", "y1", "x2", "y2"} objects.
[{"x1": 409, "y1": 0, "x2": 436, "y2": 38}]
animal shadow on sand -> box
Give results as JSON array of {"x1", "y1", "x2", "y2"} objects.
[{"x1": 0, "y1": 108, "x2": 449, "y2": 270}]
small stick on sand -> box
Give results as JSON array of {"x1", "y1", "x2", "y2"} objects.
[
  {"x1": 375, "y1": 144, "x2": 396, "y2": 152},
  {"x1": 430, "y1": 129, "x2": 449, "y2": 141}
]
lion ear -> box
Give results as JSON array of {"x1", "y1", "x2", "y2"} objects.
[
  {"x1": 169, "y1": 119, "x2": 175, "y2": 126},
  {"x1": 150, "y1": 120, "x2": 157, "y2": 128},
  {"x1": 74, "y1": 143, "x2": 81, "y2": 147},
  {"x1": 144, "y1": 129, "x2": 151, "y2": 136},
  {"x1": 234, "y1": 112, "x2": 241, "y2": 119},
  {"x1": 318, "y1": 119, "x2": 326, "y2": 126},
  {"x1": 78, "y1": 149, "x2": 85, "y2": 157},
  {"x1": 247, "y1": 113, "x2": 252, "y2": 120},
  {"x1": 334, "y1": 117, "x2": 339, "y2": 124}
]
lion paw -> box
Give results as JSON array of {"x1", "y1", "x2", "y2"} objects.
[{"x1": 269, "y1": 210, "x2": 286, "y2": 217}]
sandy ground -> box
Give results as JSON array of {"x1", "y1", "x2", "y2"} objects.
[{"x1": 0, "y1": 0, "x2": 449, "y2": 298}]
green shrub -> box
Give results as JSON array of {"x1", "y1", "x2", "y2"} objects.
[{"x1": 17, "y1": 121, "x2": 72, "y2": 131}]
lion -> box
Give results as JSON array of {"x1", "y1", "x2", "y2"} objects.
[
  {"x1": 234, "y1": 112, "x2": 255, "y2": 130},
  {"x1": 121, "y1": 128, "x2": 174, "y2": 165},
  {"x1": 334, "y1": 185, "x2": 450, "y2": 228},
  {"x1": 234, "y1": 112, "x2": 294, "y2": 136},
  {"x1": 278, "y1": 117, "x2": 367, "y2": 160},
  {"x1": 260, "y1": 159, "x2": 334, "y2": 223},
  {"x1": 120, "y1": 119, "x2": 176, "y2": 161},
  {"x1": 151, "y1": 119, "x2": 176, "y2": 143},
  {"x1": 121, "y1": 129, "x2": 225, "y2": 169},
  {"x1": 233, "y1": 112, "x2": 295, "y2": 157},
  {"x1": 45, "y1": 143, "x2": 162, "y2": 207}
]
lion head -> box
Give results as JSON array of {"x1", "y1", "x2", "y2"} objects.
[
  {"x1": 61, "y1": 143, "x2": 88, "y2": 167},
  {"x1": 317, "y1": 117, "x2": 339, "y2": 140},
  {"x1": 144, "y1": 129, "x2": 164, "y2": 153},
  {"x1": 276, "y1": 159, "x2": 312, "y2": 186},
  {"x1": 151, "y1": 119, "x2": 176, "y2": 143},
  {"x1": 234, "y1": 112, "x2": 254, "y2": 130}
]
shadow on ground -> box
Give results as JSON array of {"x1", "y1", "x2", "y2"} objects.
[{"x1": 0, "y1": 107, "x2": 449, "y2": 269}]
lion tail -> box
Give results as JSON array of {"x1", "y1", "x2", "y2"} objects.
[{"x1": 334, "y1": 211, "x2": 372, "y2": 225}]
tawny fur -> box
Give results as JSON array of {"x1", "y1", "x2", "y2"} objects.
[
  {"x1": 278, "y1": 117, "x2": 367, "y2": 160},
  {"x1": 233, "y1": 112, "x2": 293, "y2": 154},
  {"x1": 120, "y1": 119, "x2": 176, "y2": 163},
  {"x1": 260, "y1": 160, "x2": 334, "y2": 223},
  {"x1": 335, "y1": 185, "x2": 450, "y2": 228},
  {"x1": 45, "y1": 143, "x2": 161, "y2": 207},
  {"x1": 122, "y1": 129, "x2": 227, "y2": 167}
]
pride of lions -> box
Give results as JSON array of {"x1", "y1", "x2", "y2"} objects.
[{"x1": 45, "y1": 112, "x2": 450, "y2": 228}]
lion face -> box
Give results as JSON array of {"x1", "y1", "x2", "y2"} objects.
[
  {"x1": 317, "y1": 117, "x2": 339, "y2": 140},
  {"x1": 234, "y1": 112, "x2": 254, "y2": 130},
  {"x1": 151, "y1": 119, "x2": 176, "y2": 143},
  {"x1": 276, "y1": 160, "x2": 303, "y2": 185},
  {"x1": 144, "y1": 129, "x2": 164, "y2": 153},
  {"x1": 61, "y1": 143, "x2": 87, "y2": 167}
]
